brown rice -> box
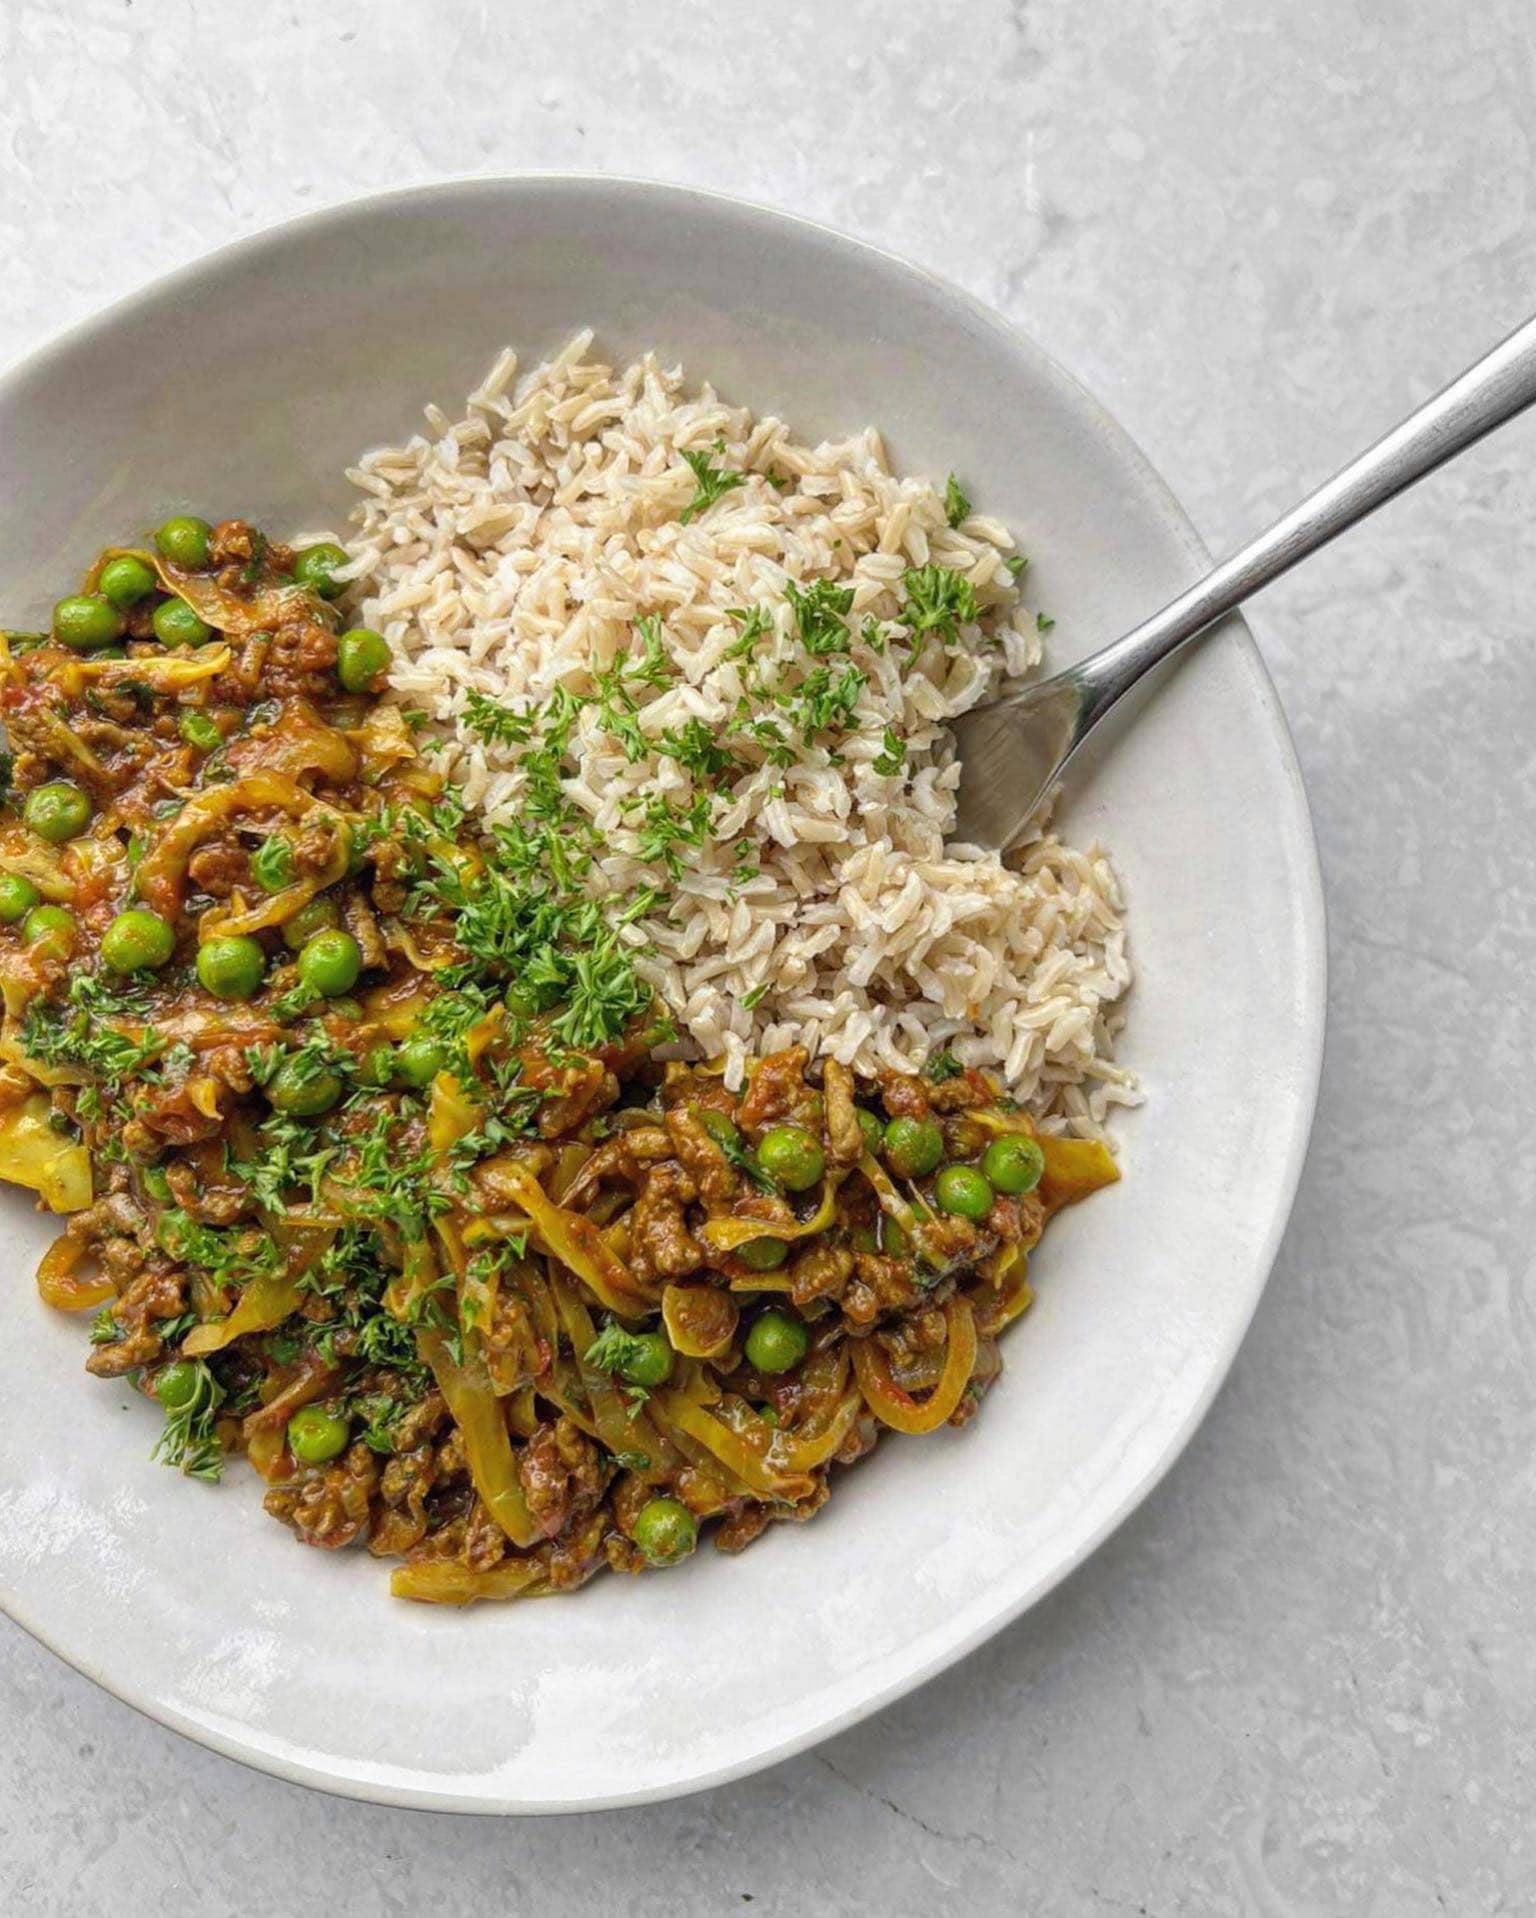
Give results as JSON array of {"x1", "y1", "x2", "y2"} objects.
[{"x1": 340, "y1": 335, "x2": 1139, "y2": 1138}]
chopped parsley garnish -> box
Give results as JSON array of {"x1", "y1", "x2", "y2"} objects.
[
  {"x1": 900, "y1": 565, "x2": 981, "y2": 647},
  {"x1": 21, "y1": 973, "x2": 163, "y2": 1088},
  {"x1": 550, "y1": 935, "x2": 652, "y2": 1051},
  {"x1": 723, "y1": 605, "x2": 772, "y2": 661},
  {"x1": 944, "y1": 474, "x2": 971, "y2": 528},
  {"x1": 244, "y1": 1034, "x2": 354, "y2": 1100},
  {"x1": 592, "y1": 616, "x2": 675, "y2": 759},
  {"x1": 631, "y1": 789, "x2": 715, "y2": 875},
  {"x1": 786, "y1": 662, "x2": 866, "y2": 745},
  {"x1": 462, "y1": 691, "x2": 539, "y2": 747},
  {"x1": 785, "y1": 578, "x2": 856, "y2": 658},
  {"x1": 925, "y1": 1050, "x2": 964, "y2": 1083},
  {"x1": 151, "y1": 1359, "x2": 225, "y2": 1482},
  {"x1": 658, "y1": 718, "x2": 739, "y2": 779},
  {"x1": 738, "y1": 716, "x2": 796, "y2": 768},
  {"x1": 268, "y1": 982, "x2": 320, "y2": 1024},
  {"x1": 622, "y1": 615, "x2": 675, "y2": 690},
  {"x1": 156, "y1": 1210, "x2": 280, "y2": 1289},
  {"x1": 584, "y1": 1322, "x2": 655, "y2": 1376},
  {"x1": 1037, "y1": 612, "x2": 1055, "y2": 633},
  {"x1": 678, "y1": 443, "x2": 747, "y2": 524},
  {"x1": 350, "y1": 1391, "x2": 409, "y2": 1456},
  {"x1": 871, "y1": 727, "x2": 907, "y2": 777},
  {"x1": 232, "y1": 1112, "x2": 338, "y2": 1212},
  {"x1": 300, "y1": 1226, "x2": 436, "y2": 1384},
  {"x1": 88, "y1": 1304, "x2": 124, "y2": 1346},
  {"x1": 711, "y1": 1116, "x2": 777, "y2": 1192},
  {"x1": 409, "y1": 824, "x2": 651, "y2": 1052}
]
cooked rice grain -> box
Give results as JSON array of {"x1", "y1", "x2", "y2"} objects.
[{"x1": 343, "y1": 336, "x2": 1139, "y2": 1137}]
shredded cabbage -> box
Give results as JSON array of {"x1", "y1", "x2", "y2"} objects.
[{"x1": 0, "y1": 1094, "x2": 92, "y2": 1213}]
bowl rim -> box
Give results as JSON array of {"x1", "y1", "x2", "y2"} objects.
[{"x1": 0, "y1": 172, "x2": 1327, "y2": 1813}]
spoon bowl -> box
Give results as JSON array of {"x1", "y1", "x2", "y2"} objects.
[
  {"x1": 952, "y1": 309, "x2": 1536, "y2": 852},
  {"x1": 949, "y1": 671, "x2": 1087, "y2": 848}
]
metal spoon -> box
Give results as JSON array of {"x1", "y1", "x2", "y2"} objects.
[{"x1": 949, "y1": 311, "x2": 1536, "y2": 851}]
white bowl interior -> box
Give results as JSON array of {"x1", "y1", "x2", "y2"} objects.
[{"x1": 0, "y1": 181, "x2": 1323, "y2": 1811}]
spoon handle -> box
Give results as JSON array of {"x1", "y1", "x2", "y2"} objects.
[{"x1": 1072, "y1": 310, "x2": 1536, "y2": 728}]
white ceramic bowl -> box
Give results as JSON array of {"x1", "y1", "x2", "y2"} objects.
[{"x1": 0, "y1": 178, "x2": 1324, "y2": 1812}]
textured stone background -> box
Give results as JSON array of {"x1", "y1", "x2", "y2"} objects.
[{"x1": 3, "y1": 2, "x2": 1534, "y2": 1912}]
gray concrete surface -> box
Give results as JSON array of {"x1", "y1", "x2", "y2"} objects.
[{"x1": 2, "y1": 1, "x2": 1533, "y2": 1911}]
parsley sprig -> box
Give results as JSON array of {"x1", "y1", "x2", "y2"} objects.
[
  {"x1": 584, "y1": 1322, "x2": 654, "y2": 1375},
  {"x1": 900, "y1": 565, "x2": 981, "y2": 647},
  {"x1": 785, "y1": 578, "x2": 856, "y2": 658},
  {"x1": 21, "y1": 973, "x2": 163, "y2": 1088},
  {"x1": 944, "y1": 474, "x2": 971, "y2": 528},
  {"x1": 872, "y1": 727, "x2": 907, "y2": 777},
  {"x1": 151, "y1": 1359, "x2": 225, "y2": 1482},
  {"x1": 678, "y1": 441, "x2": 747, "y2": 525}
]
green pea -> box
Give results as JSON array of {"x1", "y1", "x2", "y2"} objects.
[
  {"x1": 22, "y1": 903, "x2": 75, "y2": 957},
  {"x1": 357, "y1": 1045, "x2": 397, "y2": 1087},
  {"x1": 934, "y1": 1164, "x2": 995, "y2": 1221},
  {"x1": 503, "y1": 980, "x2": 542, "y2": 1019},
  {"x1": 297, "y1": 928, "x2": 362, "y2": 997},
  {"x1": 292, "y1": 541, "x2": 350, "y2": 600},
  {"x1": 856, "y1": 1108, "x2": 885, "y2": 1156},
  {"x1": 755, "y1": 1123, "x2": 824, "y2": 1193},
  {"x1": 632, "y1": 1496, "x2": 698, "y2": 1566},
  {"x1": 52, "y1": 593, "x2": 125, "y2": 652},
  {"x1": 250, "y1": 835, "x2": 295, "y2": 893},
  {"x1": 154, "y1": 1359, "x2": 202, "y2": 1412},
  {"x1": 0, "y1": 873, "x2": 41, "y2": 923},
  {"x1": 336, "y1": 627, "x2": 390, "y2": 692},
  {"x1": 287, "y1": 1404, "x2": 351, "y2": 1464},
  {"x1": 196, "y1": 934, "x2": 266, "y2": 1001},
  {"x1": 267, "y1": 1058, "x2": 343, "y2": 1117},
  {"x1": 735, "y1": 1235, "x2": 789, "y2": 1272},
  {"x1": 179, "y1": 709, "x2": 223, "y2": 753},
  {"x1": 981, "y1": 1133, "x2": 1045, "y2": 1196},
  {"x1": 615, "y1": 1331, "x2": 674, "y2": 1389},
  {"x1": 140, "y1": 1163, "x2": 174, "y2": 1204},
  {"x1": 24, "y1": 781, "x2": 92, "y2": 843},
  {"x1": 96, "y1": 554, "x2": 158, "y2": 608},
  {"x1": 154, "y1": 515, "x2": 213, "y2": 569},
  {"x1": 152, "y1": 597, "x2": 212, "y2": 648},
  {"x1": 281, "y1": 896, "x2": 340, "y2": 950},
  {"x1": 697, "y1": 1108, "x2": 742, "y2": 1152},
  {"x1": 395, "y1": 1033, "x2": 445, "y2": 1089},
  {"x1": 744, "y1": 1308, "x2": 810, "y2": 1374},
  {"x1": 100, "y1": 907, "x2": 176, "y2": 974},
  {"x1": 883, "y1": 1116, "x2": 944, "y2": 1179}
]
